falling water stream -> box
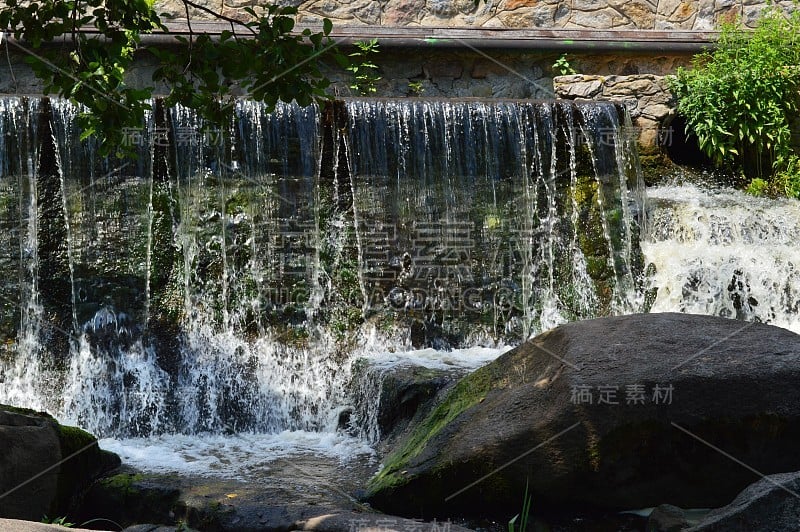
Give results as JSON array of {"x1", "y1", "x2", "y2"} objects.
[
  {"x1": 643, "y1": 184, "x2": 800, "y2": 333},
  {"x1": 0, "y1": 97, "x2": 798, "y2": 479}
]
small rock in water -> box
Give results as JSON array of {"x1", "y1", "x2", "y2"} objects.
[{"x1": 647, "y1": 504, "x2": 691, "y2": 531}]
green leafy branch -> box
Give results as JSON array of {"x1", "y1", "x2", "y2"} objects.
[
  {"x1": 0, "y1": 0, "x2": 345, "y2": 156},
  {"x1": 346, "y1": 38, "x2": 381, "y2": 96},
  {"x1": 41, "y1": 515, "x2": 75, "y2": 527}
]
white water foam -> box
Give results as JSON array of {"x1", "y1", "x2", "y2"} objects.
[
  {"x1": 362, "y1": 345, "x2": 511, "y2": 371},
  {"x1": 643, "y1": 184, "x2": 800, "y2": 333},
  {"x1": 100, "y1": 431, "x2": 375, "y2": 479}
]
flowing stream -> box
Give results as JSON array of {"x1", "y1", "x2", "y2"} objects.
[{"x1": 0, "y1": 97, "x2": 797, "y2": 474}]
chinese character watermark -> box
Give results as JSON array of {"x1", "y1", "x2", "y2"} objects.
[
  {"x1": 120, "y1": 126, "x2": 225, "y2": 147},
  {"x1": 571, "y1": 383, "x2": 674, "y2": 405}
]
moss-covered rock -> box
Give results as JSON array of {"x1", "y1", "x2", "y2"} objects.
[
  {"x1": 367, "y1": 361, "x2": 501, "y2": 495},
  {"x1": 638, "y1": 151, "x2": 677, "y2": 186},
  {"x1": 0, "y1": 404, "x2": 120, "y2": 521},
  {"x1": 55, "y1": 423, "x2": 121, "y2": 514},
  {"x1": 376, "y1": 365, "x2": 463, "y2": 440},
  {"x1": 78, "y1": 472, "x2": 180, "y2": 528},
  {"x1": 348, "y1": 359, "x2": 469, "y2": 446},
  {"x1": 364, "y1": 313, "x2": 800, "y2": 520}
]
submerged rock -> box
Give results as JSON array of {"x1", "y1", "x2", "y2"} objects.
[
  {"x1": 647, "y1": 504, "x2": 692, "y2": 531},
  {"x1": 0, "y1": 404, "x2": 120, "y2": 521},
  {"x1": 364, "y1": 313, "x2": 800, "y2": 519}
]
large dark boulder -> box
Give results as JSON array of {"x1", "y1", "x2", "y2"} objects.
[
  {"x1": 364, "y1": 313, "x2": 800, "y2": 519},
  {"x1": 0, "y1": 405, "x2": 120, "y2": 521},
  {"x1": 689, "y1": 470, "x2": 800, "y2": 531}
]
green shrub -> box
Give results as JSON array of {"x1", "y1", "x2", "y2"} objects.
[
  {"x1": 669, "y1": 4, "x2": 800, "y2": 181},
  {"x1": 745, "y1": 155, "x2": 800, "y2": 198},
  {"x1": 745, "y1": 177, "x2": 770, "y2": 197},
  {"x1": 775, "y1": 154, "x2": 800, "y2": 198}
]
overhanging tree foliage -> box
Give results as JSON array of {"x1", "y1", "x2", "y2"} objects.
[{"x1": 0, "y1": 0, "x2": 346, "y2": 155}]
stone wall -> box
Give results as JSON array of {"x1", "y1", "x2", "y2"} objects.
[
  {"x1": 0, "y1": 47, "x2": 690, "y2": 100},
  {"x1": 329, "y1": 50, "x2": 689, "y2": 98},
  {"x1": 155, "y1": 0, "x2": 794, "y2": 30},
  {"x1": 554, "y1": 74, "x2": 675, "y2": 149}
]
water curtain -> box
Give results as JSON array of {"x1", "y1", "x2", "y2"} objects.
[{"x1": 0, "y1": 97, "x2": 644, "y2": 437}]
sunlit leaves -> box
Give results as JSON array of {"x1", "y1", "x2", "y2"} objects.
[
  {"x1": 0, "y1": 1, "x2": 344, "y2": 156},
  {"x1": 346, "y1": 39, "x2": 381, "y2": 96},
  {"x1": 669, "y1": 5, "x2": 800, "y2": 179}
]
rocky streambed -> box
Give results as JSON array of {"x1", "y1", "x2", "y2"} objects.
[{"x1": 4, "y1": 313, "x2": 800, "y2": 531}]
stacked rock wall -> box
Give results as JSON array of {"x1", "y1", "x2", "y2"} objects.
[
  {"x1": 554, "y1": 74, "x2": 676, "y2": 148},
  {"x1": 154, "y1": 0, "x2": 794, "y2": 29}
]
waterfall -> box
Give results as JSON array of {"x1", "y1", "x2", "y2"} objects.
[
  {"x1": 0, "y1": 97, "x2": 51, "y2": 412},
  {"x1": 341, "y1": 99, "x2": 644, "y2": 341},
  {"x1": 643, "y1": 184, "x2": 800, "y2": 333},
  {"x1": 10, "y1": 96, "x2": 795, "y2": 442}
]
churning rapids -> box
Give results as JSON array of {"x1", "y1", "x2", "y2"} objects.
[{"x1": 0, "y1": 97, "x2": 798, "y2": 476}]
